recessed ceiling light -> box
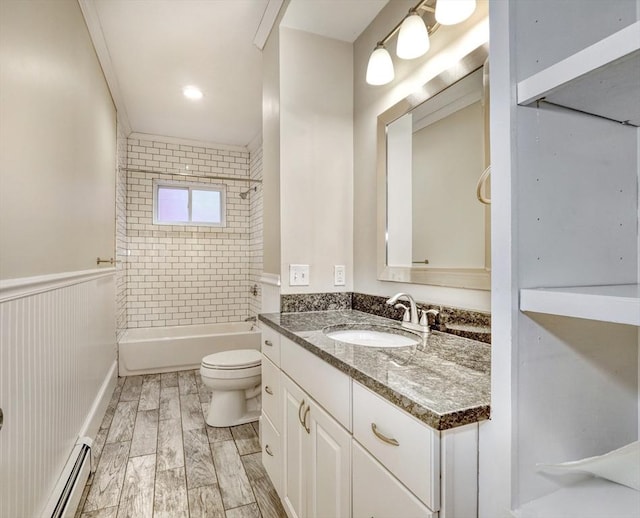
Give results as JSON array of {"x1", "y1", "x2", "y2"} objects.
[{"x1": 183, "y1": 85, "x2": 203, "y2": 100}]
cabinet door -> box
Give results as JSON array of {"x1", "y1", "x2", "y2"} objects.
[
  {"x1": 306, "y1": 398, "x2": 351, "y2": 518},
  {"x1": 282, "y1": 375, "x2": 308, "y2": 518},
  {"x1": 353, "y1": 441, "x2": 436, "y2": 518}
]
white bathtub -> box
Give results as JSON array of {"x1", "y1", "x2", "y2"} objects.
[{"x1": 118, "y1": 322, "x2": 261, "y2": 376}]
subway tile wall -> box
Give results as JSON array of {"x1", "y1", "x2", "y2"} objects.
[
  {"x1": 125, "y1": 135, "x2": 255, "y2": 328},
  {"x1": 248, "y1": 145, "x2": 263, "y2": 319},
  {"x1": 115, "y1": 121, "x2": 128, "y2": 340}
]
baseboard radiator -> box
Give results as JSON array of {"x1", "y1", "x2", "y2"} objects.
[{"x1": 41, "y1": 437, "x2": 92, "y2": 518}]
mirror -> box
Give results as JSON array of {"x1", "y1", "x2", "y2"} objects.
[{"x1": 377, "y1": 43, "x2": 490, "y2": 290}]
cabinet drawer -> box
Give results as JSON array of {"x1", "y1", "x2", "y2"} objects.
[
  {"x1": 261, "y1": 413, "x2": 282, "y2": 498},
  {"x1": 281, "y1": 336, "x2": 351, "y2": 431},
  {"x1": 261, "y1": 355, "x2": 281, "y2": 431},
  {"x1": 353, "y1": 441, "x2": 436, "y2": 518},
  {"x1": 260, "y1": 323, "x2": 281, "y2": 366},
  {"x1": 352, "y1": 381, "x2": 439, "y2": 510}
]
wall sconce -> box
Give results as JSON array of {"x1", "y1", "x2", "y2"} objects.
[{"x1": 366, "y1": 0, "x2": 477, "y2": 86}]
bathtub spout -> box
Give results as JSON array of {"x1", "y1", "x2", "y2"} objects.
[{"x1": 244, "y1": 316, "x2": 256, "y2": 322}]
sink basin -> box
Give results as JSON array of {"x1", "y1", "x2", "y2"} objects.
[{"x1": 323, "y1": 325, "x2": 420, "y2": 348}]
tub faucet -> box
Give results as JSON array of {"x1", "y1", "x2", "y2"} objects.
[{"x1": 386, "y1": 292, "x2": 433, "y2": 334}]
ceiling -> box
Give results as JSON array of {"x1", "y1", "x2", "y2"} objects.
[{"x1": 83, "y1": 0, "x2": 388, "y2": 148}]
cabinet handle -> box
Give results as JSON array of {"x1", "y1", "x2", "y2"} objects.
[
  {"x1": 303, "y1": 406, "x2": 310, "y2": 434},
  {"x1": 371, "y1": 423, "x2": 399, "y2": 446},
  {"x1": 265, "y1": 385, "x2": 274, "y2": 395},
  {"x1": 265, "y1": 444, "x2": 274, "y2": 457},
  {"x1": 298, "y1": 399, "x2": 306, "y2": 427},
  {"x1": 264, "y1": 340, "x2": 273, "y2": 347}
]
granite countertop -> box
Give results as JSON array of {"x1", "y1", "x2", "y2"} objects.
[{"x1": 258, "y1": 309, "x2": 490, "y2": 431}]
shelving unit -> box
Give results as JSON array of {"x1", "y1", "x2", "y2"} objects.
[
  {"x1": 520, "y1": 284, "x2": 640, "y2": 326},
  {"x1": 488, "y1": 2, "x2": 640, "y2": 516}
]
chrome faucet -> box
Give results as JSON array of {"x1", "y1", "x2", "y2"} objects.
[{"x1": 386, "y1": 292, "x2": 438, "y2": 334}]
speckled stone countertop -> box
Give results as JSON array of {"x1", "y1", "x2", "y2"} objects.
[{"x1": 258, "y1": 310, "x2": 490, "y2": 431}]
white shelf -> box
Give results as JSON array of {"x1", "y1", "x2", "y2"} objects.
[
  {"x1": 517, "y1": 21, "x2": 640, "y2": 126},
  {"x1": 520, "y1": 284, "x2": 640, "y2": 326},
  {"x1": 513, "y1": 477, "x2": 640, "y2": 518}
]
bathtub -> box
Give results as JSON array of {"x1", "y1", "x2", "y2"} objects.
[{"x1": 118, "y1": 322, "x2": 261, "y2": 376}]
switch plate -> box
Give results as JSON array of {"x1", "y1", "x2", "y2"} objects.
[
  {"x1": 334, "y1": 265, "x2": 346, "y2": 286},
  {"x1": 289, "y1": 264, "x2": 310, "y2": 286}
]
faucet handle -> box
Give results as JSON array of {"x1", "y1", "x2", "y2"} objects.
[
  {"x1": 394, "y1": 303, "x2": 411, "y2": 322},
  {"x1": 419, "y1": 308, "x2": 439, "y2": 327}
]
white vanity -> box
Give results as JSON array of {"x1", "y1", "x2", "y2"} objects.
[{"x1": 257, "y1": 311, "x2": 489, "y2": 518}]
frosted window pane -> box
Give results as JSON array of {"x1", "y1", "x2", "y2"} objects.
[
  {"x1": 158, "y1": 187, "x2": 188, "y2": 222},
  {"x1": 192, "y1": 189, "x2": 221, "y2": 223}
]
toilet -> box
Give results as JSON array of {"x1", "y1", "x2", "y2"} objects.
[{"x1": 200, "y1": 348, "x2": 262, "y2": 427}]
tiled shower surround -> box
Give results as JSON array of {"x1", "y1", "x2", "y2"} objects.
[
  {"x1": 125, "y1": 135, "x2": 262, "y2": 328},
  {"x1": 248, "y1": 145, "x2": 263, "y2": 319},
  {"x1": 115, "y1": 121, "x2": 128, "y2": 340}
]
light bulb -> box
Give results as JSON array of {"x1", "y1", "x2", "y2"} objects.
[
  {"x1": 183, "y1": 85, "x2": 203, "y2": 100},
  {"x1": 435, "y1": 0, "x2": 476, "y2": 25},
  {"x1": 397, "y1": 10, "x2": 430, "y2": 59},
  {"x1": 366, "y1": 44, "x2": 394, "y2": 86}
]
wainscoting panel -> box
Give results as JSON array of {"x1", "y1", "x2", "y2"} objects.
[{"x1": 0, "y1": 270, "x2": 116, "y2": 518}]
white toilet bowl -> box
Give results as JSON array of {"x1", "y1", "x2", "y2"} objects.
[{"x1": 200, "y1": 349, "x2": 262, "y2": 427}]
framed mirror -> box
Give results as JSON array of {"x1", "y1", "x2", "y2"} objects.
[{"x1": 377, "y1": 43, "x2": 490, "y2": 290}]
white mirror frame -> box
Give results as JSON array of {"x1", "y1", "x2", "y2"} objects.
[{"x1": 377, "y1": 42, "x2": 490, "y2": 290}]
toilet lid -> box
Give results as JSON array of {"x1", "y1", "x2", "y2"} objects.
[{"x1": 202, "y1": 349, "x2": 261, "y2": 370}]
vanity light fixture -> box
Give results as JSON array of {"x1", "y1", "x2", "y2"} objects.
[
  {"x1": 366, "y1": 0, "x2": 476, "y2": 86},
  {"x1": 182, "y1": 85, "x2": 203, "y2": 100}
]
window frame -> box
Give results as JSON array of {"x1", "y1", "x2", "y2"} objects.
[{"x1": 152, "y1": 180, "x2": 227, "y2": 227}]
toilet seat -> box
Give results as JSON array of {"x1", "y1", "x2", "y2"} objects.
[{"x1": 201, "y1": 349, "x2": 261, "y2": 370}]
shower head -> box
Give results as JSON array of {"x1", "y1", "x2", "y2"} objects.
[{"x1": 239, "y1": 186, "x2": 257, "y2": 199}]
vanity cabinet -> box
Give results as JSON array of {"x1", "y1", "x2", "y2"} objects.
[{"x1": 259, "y1": 323, "x2": 480, "y2": 518}]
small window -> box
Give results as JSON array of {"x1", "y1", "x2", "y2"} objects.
[{"x1": 153, "y1": 181, "x2": 226, "y2": 227}]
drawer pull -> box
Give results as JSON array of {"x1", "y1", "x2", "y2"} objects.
[
  {"x1": 303, "y1": 406, "x2": 311, "y2": 434},
  {"x1": 371, "y1": 423, "x2": 400, "y2": 446},
  {"x1": 265, "y1": 444, "x2": 274, "y2": 457},
  {"x1": 264, "y1": 339, "x2": 273, "y2": 347},
  {"x1": 298, "y1": 399, "x2": 306, "y2": 427},
  {"x1": 265, "y1": 385, "x2": 274, "y2": 395}
]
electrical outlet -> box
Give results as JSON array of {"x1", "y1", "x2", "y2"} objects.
[
  {"x1": 289, "y1": 264, "x2": 310, "y2": 286},
  {"x1": 334, "y1": 265, "x2": 346, "y2": 286}
]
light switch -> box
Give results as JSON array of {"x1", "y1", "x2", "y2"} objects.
[
  {"x1": 334, "y1": 265, "x2": 346, "y2": 286},
  {"x1": 289, "y1": 264, "x2": 310, "y2": 286}
]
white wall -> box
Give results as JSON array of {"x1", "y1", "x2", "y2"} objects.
[
  {"x1": 353, "y1": 0, "x2": 490, "y2": 311},
  {"x1": 0, "y1": 1, "x2": 117, "y2": 514},
  {"x1": 279, "y1": 27, "x2": 354, "y2": 294},
  {"x1": 0, "y1": 0, "x2": 116, "y2": 280}
]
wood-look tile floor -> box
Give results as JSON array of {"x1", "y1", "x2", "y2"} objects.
[{"x1": 76, "y1": 371, "x2": 287, "y2": 518}]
